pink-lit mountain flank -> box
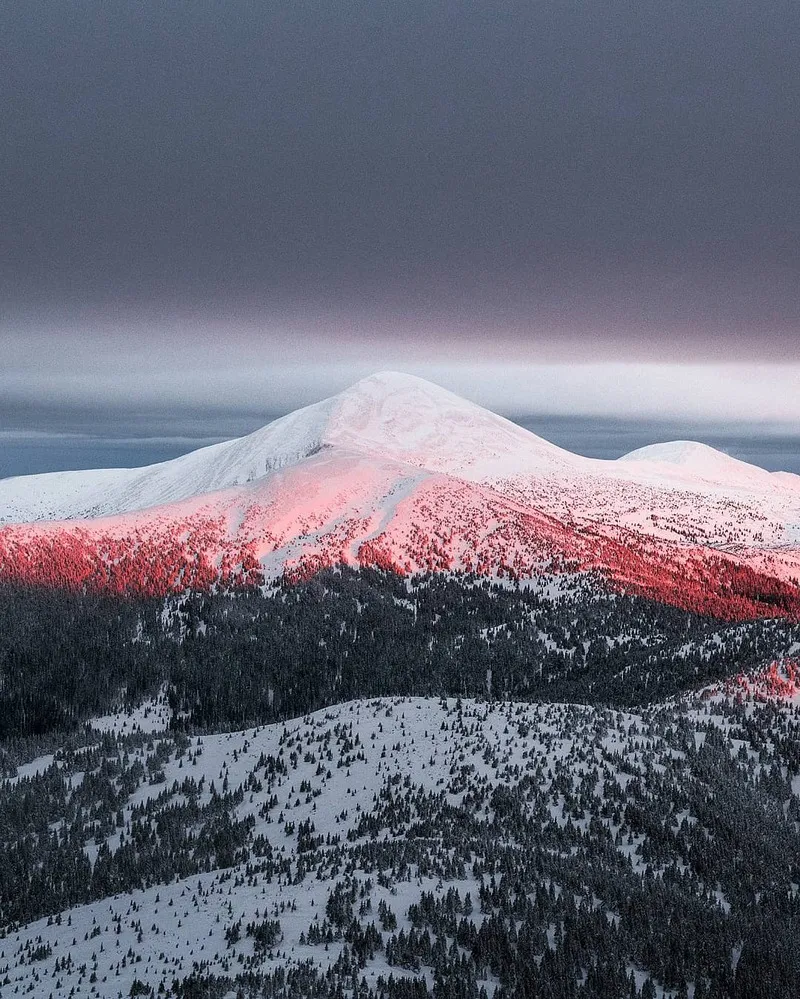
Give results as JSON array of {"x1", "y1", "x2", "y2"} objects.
[{"x1": 1, "y1": 372, "x2": 799, "y2": 620}]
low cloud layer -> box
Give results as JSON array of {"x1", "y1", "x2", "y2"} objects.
[{"x1": 3, "y1": 328, "x2": 800, "y2": 424}]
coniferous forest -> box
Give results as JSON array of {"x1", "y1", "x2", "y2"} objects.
[
  {"x1": 1, "y1": 568, "x2": 797, "y2": 741},
  {"x1": 1, "y1": 571, "x2": 800, "y2": 996}
]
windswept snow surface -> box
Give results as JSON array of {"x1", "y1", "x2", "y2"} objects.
[
  {"x1": 0, "y1": 373, "x2": 579, "y2": 522},
  {"x1": 2, "y1": 371, "x2": 797, "y2": 524},
  {"x1": 1, "y1": 372, "x2": 799, "y2": 614},
  {"x1": 617, "y1": 440, "x2": 785, "y2": 490}
]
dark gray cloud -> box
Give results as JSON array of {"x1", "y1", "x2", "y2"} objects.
[{"x1": 3, "y1": 1, "x2": 799, "y2": 360}]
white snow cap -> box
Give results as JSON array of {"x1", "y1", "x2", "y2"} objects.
[
  {"x1": 617, "y1": 439, "x2": 778, "y2": 488},
  {"x1": 0, "y1": 371, "x2": 798, "y2": 524}
]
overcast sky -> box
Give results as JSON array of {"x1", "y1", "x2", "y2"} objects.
[{"x1": 2, "y1": 1, "x2": 799, "y2": 461}]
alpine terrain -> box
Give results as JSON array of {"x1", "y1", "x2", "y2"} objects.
[
  {"x1": 1, "y1": 371, "x2": 799, "y2": 618},
  {"x1": 1, "y1": 372, "x2": 800, "y2": 998}
]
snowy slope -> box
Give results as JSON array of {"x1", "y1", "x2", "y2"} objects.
[
  {"x1": 0, "y1": 372, "x2": 587, "y2": 524},
  {"x1": 0, "y1": 390, "x2": 339, "y2": 523},
  {"x1": 4, "y1": 686, "x2": 800, "y2": 997},
  {"x1": 1, "y1": 371, "x2": 799, "y2": 614},
  {"x1": 617, "y1": 440, "x2": 780, "y2": 489},
  {"x1": 1, "y1": 370, "x2": 798, "y2": 524}
]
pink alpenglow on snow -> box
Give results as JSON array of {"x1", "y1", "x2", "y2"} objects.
[{"x1": 1, "y1": 372, "x2": 799, "y2": 620}]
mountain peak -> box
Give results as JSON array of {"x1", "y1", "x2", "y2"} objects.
[
  {"x1": 326, "y1": 370, "x2": 574, "y2": 478},
  {"x1": 336, "y1": 370, "x2": 480, "y2": 410},
  {"x1": 620, "y1": 440, "x2": 725, "y2": 465},
  {"x1": 2, "y1": 374, "x2": 797, "y2": 530},
  {"x1": 617, "y1": 439, "x2": 772, "y2": 488},
  {"x1": 0, "y1": 371, "x2": 575, "y2": 522}
]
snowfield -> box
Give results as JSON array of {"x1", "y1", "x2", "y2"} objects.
[
  {"x1": 3, "y1": 682, "x2": 800, "y2": 998},
  {"x1": 2, "y1": 372, "x2": 798, "y2": 527}
]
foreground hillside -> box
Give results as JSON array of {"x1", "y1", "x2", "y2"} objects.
[{"x1": 3, "y1": 681, "x2": 800, "y2": 998}]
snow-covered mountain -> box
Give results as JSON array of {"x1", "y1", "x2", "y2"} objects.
[
  {"x1": 0, "y1": 372, "x2": 580, "y2": 523},
  {"x1": 1, "y1": 371, "x2": 799, "y2": 618},
  {"x1": 2, "y1": 374, "x2": 800, "y2": 998},
  {"x1": 1, "y1": 370, "x2": 797, "y2": 524}
]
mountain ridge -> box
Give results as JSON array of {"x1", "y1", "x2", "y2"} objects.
[
  {"x1": 1, "y1": 370, "x2": 797, "y2": 525},
  {"x1": 1, "y1": 371, "x2": 799, "y2": 620}
]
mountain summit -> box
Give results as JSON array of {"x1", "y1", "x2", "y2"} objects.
[
  {"x1": 2, "y1": 370, "x2": 794, "y2": 524},
  {"x1": 1, "y1": 372, "x2": 799, "y2": 619},
  {"x1": 0, "y1": 371, "x2": 575, "y2": 523}
]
